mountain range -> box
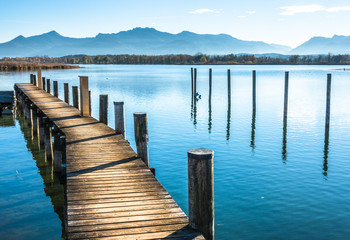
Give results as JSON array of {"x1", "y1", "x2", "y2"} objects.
[{"x1": 0, "y1": 28, "x2": 349, "y2": 57}]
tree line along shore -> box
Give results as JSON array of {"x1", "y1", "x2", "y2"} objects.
[
  {"x1": 1, "y1": 53, "x2": 349, "y2": 71},
  {"x1": 0, "y1": 61, "x2": 79, "y2": 71}
]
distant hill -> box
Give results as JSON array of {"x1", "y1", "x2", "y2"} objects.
[
  {"x1": 0, "y1": 28, "x2": 292, "y2": 57},
  {"x1": 291, "y1": 35, "x2": 350, "y2": 55},
  {"x1": 0, "y1": 28, "x2": 349, "y2": 57}
]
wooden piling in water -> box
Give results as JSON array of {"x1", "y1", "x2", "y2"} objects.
[
  {"x1": 79, "y1": 76, "x2": 89, "y2": 117},
  {"x1": 31, "y1": 105, "x2": 38, "y2": 136},
  {"x1": 325, "y1": 73, "x2": 332, "y2": 136},
  {"x1": 188, "y1": 148, "x2": 214, "y2": 240},
  {"x1": 30, "y1": 74, "x2": 33, "y2": 84},
  {"x1": 133, "y1": 113, "x2": 149, "y2": 167},
  {"x1": 37, "y1": 70, "x2": 42, "y2": 89},
  {"x1": 33, "y1": 75, "x2": 37, "y2": 86},
  {"x1": 209, "y1": 68, "x2": 212, "y2": 103},
  {"x1": 114, "y1": 101, "x2": 125, "y2": 139},
  {"x1": 53, "y1": 81, "x2": 58, "y2": 97},
  {"x1": 46, "y1": 79, "x2": 51, "y2": 94},
  {"x1": 53, "y1": 130, "x2": 65, "y2": 172},
  {"x1": 283, "y1": 72, "x2": 289, "y2": 121},
  {"x1": 252, "y1": 70, "x2": 256, "y2": 112},
  {"x1": 227, "y1": 69, "x2": 231, "y2": 105},
  {"x1": 99, "y1": 94, "x2": 108, "y2": 124},
  {"x1": 42, "y1": 77, "x2": 46, "y2": 91},
  {"x1": 89, "y1": 90, "x2": 92, "y2": 116},
  {"x1": 64, "y1": 83, "x2": 69, "y2": 104},
  {"x1": 194, "y1": 68, "x2": 197, "y2": 100},
  {"x1": 72, "y1": 86, "x2": 79, "y2": 109},
  {"x1": 191, "y1": 68, "x2": 194, "y2": 99},
  {"x1": 43, "y1": 117, "x2": 53, "y2": 160},
  {"x1": 38, "y1": 114, "x2": 46, "y2": 146}
]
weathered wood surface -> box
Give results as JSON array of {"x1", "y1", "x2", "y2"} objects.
[{"x1": 15, "y1": 83, "x2": 204, "y2": 240}]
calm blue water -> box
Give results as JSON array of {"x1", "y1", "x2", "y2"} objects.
[{"x1": 1, "y1": 65, "x2": 350, "y2": 239}]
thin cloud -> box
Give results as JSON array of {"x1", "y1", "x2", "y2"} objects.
[
  {"x1": 280, "y1": 5, "x2": 324, "y2": 15},
  {"x1": 280, "y1": 5, "x2": 350, "y2": 15},
  {"x1": 246, "y1": 10, "x2": 256, "y2": 14},
  {"x1": 327, "y1": 6, "x2": 350, "y2": 12},
  {"x1": 237, "y1": 16, "x2": 246, "y2": 18},
  {"x1": 188, "y1": 8, "x2": 218, "y2": 14}
]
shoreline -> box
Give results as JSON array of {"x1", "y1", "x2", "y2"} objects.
[{"x1": 0, "y1": 62, "x2": 79, "y2": 71}]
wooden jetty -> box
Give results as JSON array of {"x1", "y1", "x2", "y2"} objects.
[{"x1": 14, "y1": 81, "x2": 207, "y2": 239}]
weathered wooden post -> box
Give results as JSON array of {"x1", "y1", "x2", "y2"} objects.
[
  {"x1": 42, "y1": 77, "x2": 46, "y2": 91},
  {"x1": 33, "y1": 75, "x2": 37, "y2": 86},
  {"x1": 252, "y1": 70, "x2": 256, "y2": 112},
  {"x1": 53, "y1": 129, "x2": 66, "y2": 172},
  {"x1": 79, "y1": 76, "x2": 89, "y2": 117},
  {"x1": 46, "y1": 79, "x2": 51, "y2": 94},
  {"x1": 30, "y1": 74, "x2": 33, "y2": 84},
  {"x1": 99, "y1": 94, "x2": 108, "y2": 124},
  {"x1": 209, "y1": 68, "x2": 212, "y2": 103},
  {"x1": 114, "y1": 101, "x2": 125, "y2": 138},
  {"x1": 43, "y1": 117, "x2": 53, "y2": 160},
  {"x1": 37, "y1": 70, "x2": 42, "y2": 89},
  {"x1": 325, "y1": 73, "x2": 332, "y2": 138},
  {"x1": 227, "y1": 69, "x2": 231, "y2": 105},
  {"x1": 38, "y1": 114, "x2": 45, "y2": 146},
  {"x1": 133, "y1": 113, "x2": 149, "y2": 167},
  {"x1": 53, "y1": 81, "x2": 58, "y2": 97},
  {"x1": 191, "y1": 68, "x2": 194, "y2": 99},
  {"x1": 89, "y1": 90, "x2": 92, "y2": 116},
  {"x1": 72, "y1": 86, "x2": 79, "y2": 109},
  {"x1": 283, "y1": 72, "x2": 289, "y2": 122},
  {"x1": 188, "y1": 148, "x2": 214, "y2": 240},
  {"x1": 64, "y1": 83, "x2": 69, "y2": 104},
  {"x1": 31, "y1": 104, "x2": 38, "y2": 136},
  {"x1": 194, "y1": 68, "x2": 197, "y2": 100}
]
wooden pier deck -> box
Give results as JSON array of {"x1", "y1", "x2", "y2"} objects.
[{"x1": 15, "y1": 83, "x2": 204, "y2": 240}]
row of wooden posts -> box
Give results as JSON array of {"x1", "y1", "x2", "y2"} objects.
[
  {"x1": 28, "y1": 70, "x2": 215, "y2": 240},
  {"x1": 190, "y1": 67, "x2": 332, "y2": 139}
]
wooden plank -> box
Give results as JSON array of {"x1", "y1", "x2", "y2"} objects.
[{"x1": 14, "y1": 83, "x2": 203, "y2": 240}]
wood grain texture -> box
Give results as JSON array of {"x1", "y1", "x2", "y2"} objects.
[{"x1": 15, "y1": 83, "x2": 203, "y2": 240}]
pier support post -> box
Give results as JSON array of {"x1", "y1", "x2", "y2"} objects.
[
  {"x1": 53, "y1": 130, "x2": 66, "y2": 172},
  {"x1": 53, "y1": 81, "x2": 58, "y2": 98},
  {"x1": 38, "y1": 114, "x2": 46, "y2": 146},
  {"x1": 72, "y1": 86, "x2": 79, "y2": 109},
  {"x1": 188, "y1": 148, "x2": 214, "y2": 240},
  {"x1": 37, "y1": 70, "x2": 42, "y2": 89},
  {"x1": 114, "y1": 101, "x2": 125, "y2": 138},
  {"x1": 64, "y1": 83, "x2": 69, "y2": 104},
  {"x1": 30, "y1": 74, "x2": 34, "y2": 84},
  {"x1": 283, "y1": 72, "x2": 289, "y2": 121},
  {"x1": 33, "y1": 75, "x2": 37, "y2": 86},
  {"x1": 31, "y1": 104, "x2": 38, "y2": 136},
  {"x1": 89, "y1": 90, "x2": 92, "y2": 116},
  {"x1": 47, "y1": 79, "x2": 51, "y2": 94},
  {"x1": 43, "y1": 117, "x2": 53, "y2": 160},
  {"x1": 133, "y1": 113, "x2": 149, "y2": 167},
  {"x1": 42, "y1": 77, "x2": 46, "y2": 91},
  {"x1": 99, "y1": 94, "x2": 108, "y2": 124},
  {"x1": 79, "y1": 76, "x2": 89, "y2": 116},
  {"x1": 252, "y1": 70, "x2": 256, "y2": 112}
]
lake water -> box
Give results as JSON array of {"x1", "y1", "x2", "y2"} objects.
[{"x1": 1, "y1": 65, "x2": 350, "y2": 239}]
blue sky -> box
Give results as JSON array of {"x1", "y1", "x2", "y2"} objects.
[{"x1": 1, "y1": 0, "x2": 350, "y2": 47}]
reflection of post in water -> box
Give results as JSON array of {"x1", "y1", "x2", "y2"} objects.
[
  {"x1": 282, "y1": 72, "x2": 289, "y2": 162},
  {"x1": 323, "y1": 74, "x2": 332, "y2": 177},
  {"x1": 15, "y1": 107, "x2": 66, "y2": 238},
  {"x1": 250, "y1": 110, "x2": 256, "y2": 149},
  {"x1": 226, "y1": 103, "x2": 231, "y2": 141},
  {"x1": 208, "y1": 69, "x2": 212, "y2": 133}
]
